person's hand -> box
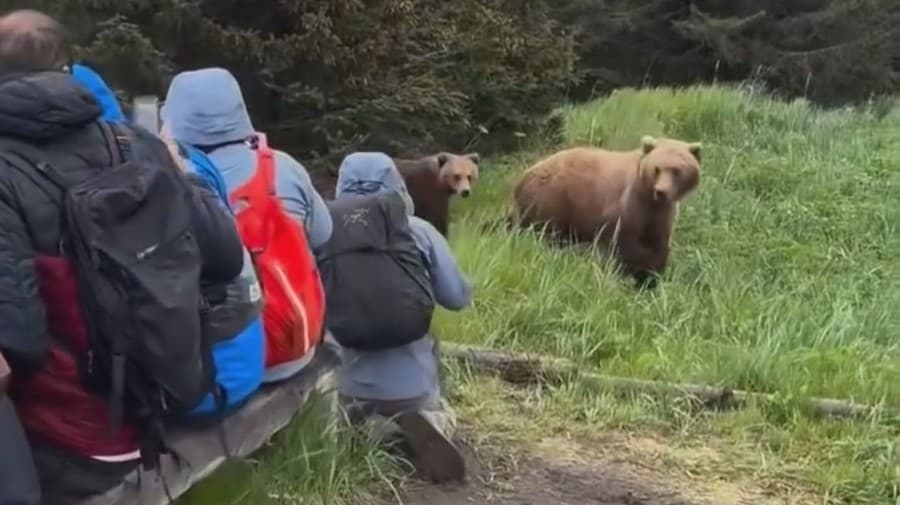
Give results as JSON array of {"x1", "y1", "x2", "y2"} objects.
[{"x1": 0, "y1": 351, "x2": 10, "y2": 396}]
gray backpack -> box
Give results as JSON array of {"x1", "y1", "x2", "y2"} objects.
[{"x1": 318, "y1": 191, "x2": 434, "y2": 350}]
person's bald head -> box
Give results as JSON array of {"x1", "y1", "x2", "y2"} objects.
[{"x1": 0, "y1": 9, "x2": 70, "y2": 73}]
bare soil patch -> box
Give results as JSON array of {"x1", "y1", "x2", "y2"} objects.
[{"x1": 377, "y1": 431, "x2": 776, "y2": 505}]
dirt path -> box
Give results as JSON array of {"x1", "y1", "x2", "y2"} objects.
[
  {"x1": 379, "y1": 433, "x2": 753, "y2": 505},
  {"x1": 396, "y1": 454, "x2": 698, "y2": 505}
]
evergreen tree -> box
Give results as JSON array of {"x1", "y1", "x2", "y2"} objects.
[{"x1": 1, "y1": 0, "x2": 578, "y2": 167}]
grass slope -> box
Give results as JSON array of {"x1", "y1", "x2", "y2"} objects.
[{"x1": 435, "y1": 85, "x2": 900, "y2": 504}]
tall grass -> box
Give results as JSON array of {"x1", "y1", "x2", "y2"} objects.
[
  {"x1": 435, "y1": 85, "x2": 900, "y2": 504},
  {"x1": 177, "y1": 392, "x2": 401, "y2": 505}
]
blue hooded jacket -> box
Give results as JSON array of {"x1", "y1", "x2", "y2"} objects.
[
  {"x1": 159, "y1": 67, "x2": 332, "y2": 251},
  {"x1": 330, "y1": 152, "x2": 472, "y2": 403},
  {"x1": 70, "y1": 63, "x2": 125, "y2": 123}
]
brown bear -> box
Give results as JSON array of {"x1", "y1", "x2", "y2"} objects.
[
  {"x1": 393, "y1": 152, "x2": 480, "y2": 238},
  {"x1": 512, "y1": 136, "x2": 701, "y2": 287}
]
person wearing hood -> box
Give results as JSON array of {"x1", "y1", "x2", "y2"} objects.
[
  {"x1": 318, "y1": 152, "x2": 472, "y2": 483},
  {"x1": 159, "y1": 67, "x2": 332, "y2": 251},
  {"x1": 161, "y1": 67, "x2": 331, "y2": 382},
  {"x1": 0, "y1": 10, "x2": 244, "y2": 503}
]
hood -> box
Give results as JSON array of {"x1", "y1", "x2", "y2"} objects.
[
  {"x1": 0, "y1": 70, "x2": 101, "y2": 140},
  {"x1": 335, "y1": 152, "x2": 414, "y2": 215},
  {"x1": 70, "y1": 63, "x2": 124, "y2": 123},
  {"x1": 160, "y1": 67, "x2": 254, "y2": 147}
]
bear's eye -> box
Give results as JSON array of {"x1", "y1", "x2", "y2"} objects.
[
  {"x1": 454, "y1": 174, "x2": 462, "y2": 182},
  {"x1": 654, "y1": 166, "x2": 661, "y2": 177},
  {"x1": 671, "y1": 167, "x2": 681, "y2": 178}
]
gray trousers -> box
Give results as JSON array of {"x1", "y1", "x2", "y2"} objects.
[
  {"x1": 338, "y1": 389, "x2": 457, "y2": 443},
  {"x1": 0, "y1": 397, "x2": 42, "y2": 505}
]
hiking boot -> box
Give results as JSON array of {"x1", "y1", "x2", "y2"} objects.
[{"x1": 396, "y1": 410, "x2": 466, "y2": 483}]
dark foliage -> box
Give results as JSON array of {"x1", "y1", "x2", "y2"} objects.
[
  {"x1": 0, "y1": 0, "x2": 894, "y2": 169},
  {"x1": 550, "y1": 0, "x2": 899, "y2": 105},
  {"x1": 0, "y1": 0, "x2": 578, "y2": 169}
]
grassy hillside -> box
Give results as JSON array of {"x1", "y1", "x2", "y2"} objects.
[
  {"x1": 435, "y1": 85, "x2": 900, "y2": 503},
  {"x1": 182, "y1": 85, "x2": 898, "y2": 505}
]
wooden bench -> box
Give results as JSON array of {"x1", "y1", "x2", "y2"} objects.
[{"x1": 80, "y1": 345, "x2": 339, "y2": 505}]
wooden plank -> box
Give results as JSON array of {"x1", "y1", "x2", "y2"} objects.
[
  {"x1": 80, "y1": 345, "x2": 338, "y2": 505},
  {"x1": 442, "y1": 342, "x2": 889, "y2": 420}
]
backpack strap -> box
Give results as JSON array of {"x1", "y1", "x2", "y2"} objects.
[
  {"x1": 250, "y1": 132, "x2": 276, "y2": 195},
  {"x1": 0, "y1": 137, "x2": 76, "y2": 192},
  {"x1": 228, "y1": 133, "x2": 275, "y2": 206},
  {"x1": 87, "y1": 122, "x2": 136, "y2": 437},
  {"x1": 0, "y1": 120, "x2": 131, "y2": 193},
  {"x1": 100, "y1": 121, "x2": 133, "y2": 163}
]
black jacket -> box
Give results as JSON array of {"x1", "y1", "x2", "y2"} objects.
[{"x1": 0, "y1": 70, "x2": 244, "y2": 369}]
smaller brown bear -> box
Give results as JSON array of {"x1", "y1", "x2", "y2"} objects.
[
  {"x1": 512, "y1": 136, "x2": 701, "y2": 287},
  {"x1": 393, "y1": 152, "x2": 480, "y2": 237}
]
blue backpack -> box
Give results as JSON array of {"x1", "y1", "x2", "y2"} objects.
[{"x1": 176, "y1": 143, "x2": 265, "y2": 420}]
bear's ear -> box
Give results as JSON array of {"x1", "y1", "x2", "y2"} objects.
[
  {"x1": 466, "y1": 153, "x2": 480, "y2": 165},
  {"x1": 641, "y1": 136, "x2": 657, "y2": 154},
  {"x1": 436, "y1": 152, "x2": 452, "y2": 167},
  {"x1": 687, "y1": 142, "x2": 702, "y2": 162}
]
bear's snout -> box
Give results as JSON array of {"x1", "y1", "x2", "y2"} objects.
[{"x1": 461, "y1": 189, "x2": 471, "y2": 198}]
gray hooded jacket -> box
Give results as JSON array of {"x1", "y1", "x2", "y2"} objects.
[{"x1": 329, "y1": 152, "x2": 472, "y2": 403}]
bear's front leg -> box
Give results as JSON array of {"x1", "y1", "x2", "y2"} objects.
[
  {"x1": 434, "y1": 203, "x2": 450, "y2": 238},
  {"x1": 615, "y1": 233, "x2": 670, "y2": 289}
]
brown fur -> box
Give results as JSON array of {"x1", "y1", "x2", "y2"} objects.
[
  {"x1": 393, "y1": 152, "x2": 480, "y2": 237},
  {"x1": 512, "y1": 136, "x2": 701, "y2": 286}
]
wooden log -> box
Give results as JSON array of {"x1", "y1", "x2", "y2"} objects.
[
  {"x1": 441, "y1": 342, "x2": 889, "y2": 420},
  {"x1": 79, "y1": 345, "x2": 339, "y2": 505}
]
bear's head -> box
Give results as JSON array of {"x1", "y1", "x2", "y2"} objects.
[
  {"x1": 638, "y1": 136, "x2": 701, "y2": 204},
  {"x1": 437, "y1": 152, "x2": 480, "y2": 198}
]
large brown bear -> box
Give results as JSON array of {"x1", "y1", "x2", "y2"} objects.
[
  {"x1": 394, "y1": 152, "x2": 480, "y2": 238},
  {"x1": 512, "y1": 136, "x2": 701, "y2": 287}
]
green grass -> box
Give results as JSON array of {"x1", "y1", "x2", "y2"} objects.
[
  {"x1": 180, "y1": 85, "x2": 898, "y2": 505},
  {"x1": 434, "y1": 85, "x2": 900, "y2": 504},
  {"x1": 177, "y1": 392, "x2": 401, "y2": 505}
]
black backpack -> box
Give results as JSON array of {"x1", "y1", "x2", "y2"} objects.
[
  {"x1": 0, "y1": 122, "x2": 216, "y2": 469},
  {"x1": 318, "y1": 191, "x2": 435, "y2": 350}
]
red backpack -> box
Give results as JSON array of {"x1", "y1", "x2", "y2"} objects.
[{"x1": 229, "y1": 133, "x2": 325, "y2": 381}]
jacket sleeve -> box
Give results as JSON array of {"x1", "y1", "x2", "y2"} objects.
[
  {"x1": 183, "y1": 173, "x2": 245, "y2": 283},
  {"x1": 273, "y1": 151, "x2": 333, "y2": 250},
  {"x1": 0, "y1": 186, "x2": 49, "y2": 369},
  {"x1": 409, "y1": 217, "x2": 472, "y2": 311}
]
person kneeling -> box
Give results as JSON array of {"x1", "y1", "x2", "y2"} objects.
[{"x1": 318, "y1": 152, "x2": 472, "y2": 483}]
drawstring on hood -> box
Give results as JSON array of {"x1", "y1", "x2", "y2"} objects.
[
  {"x1": 335, "y1": 152, "x2": 414, "y2": 215},
  {"x1": 160, "y1": 67, "x2": 254, "y2": 148}
]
